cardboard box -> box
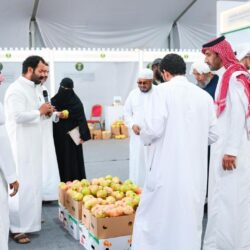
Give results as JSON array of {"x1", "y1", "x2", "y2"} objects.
[
  {"x1": 89, "y1": 128, "x2": 95, "y2": 139},
  {"x1": 58, "y1": 188, "x2": 66, "y2": 207},
  {"x1": 58, "y1": 204, "x2": 66, "y2": 223},
  {"x1": 64, "y1": 191, "x2": 71, "y2": 211},
  {"x1": 111, "y1": 127, "x2": 120, "y2": 138},
  {"x1": 88, "y1": 232, "x2": 132, "y2": 250},
  {"x1": 120, "y1": 125, "x2": 129, "y2": 138},
  {"x1": 79, "y1": 223, "x2": 90, "y2": 249},
  {"x1": 61, "y1": 209, "x2": 70, "y2": 230},
  {"x1": 82, "y1": 206, "x2": 92, "y2": 229},
  {"x1": 68, "y1": 198, "x2": 82, "y2": 221},
  {"x1": 102, "y1": 131, "x2": 111, "y2": 140},
  {"x1": 93, "y1": 130, "x2": 102, "y2": 140},
  {"x1": 67, "y1": 213, "x2": 80, "y2": 240},
  {"x1": 90, "y1": 214, "x2": 135, "y2": 239}
]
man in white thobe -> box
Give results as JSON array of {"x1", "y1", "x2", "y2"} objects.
[
  {"x1": 235, "y1": 43, "x2": 250, "y2": 70},
  {"x1": 4, "y1": 56, "x2": 53, "y2": 243},
  {"x1": 190, "y1": 61, "x2": 218, "y2": 99},
  {"x1": 0, "y1": 77, "x2": 19, "y2": 249},
  {"x1": 131, "y1": 54, "x2": 218, "y2": 250},
  {"x1": 202, "y1": 36, "x2": 250, "y2": 250},
  {"x1": 124, "y1": 68, "x2": 155, "y2": 187},
  {"x1": 36, "y1": 63, "x2": 60, "y2": 201}
]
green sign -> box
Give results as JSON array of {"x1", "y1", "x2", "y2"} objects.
[
  {"x1": 75, "y1": 62, "x2": 84, "y2": 71},
  {"x1": 100, "y1": 53, "x2": 106, "y2": 58},
  {"x1": 5, "y1": 53, "x2": 11, "y2": 58}
]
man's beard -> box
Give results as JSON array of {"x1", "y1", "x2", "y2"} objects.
[
  {"x1": 139, "y1": 85, "x2": 152, "y2": 93},
  {"x1": 155, "y1": 71, "x2": 164, "y2": 82},
  {"x1": 197, "y1": 78, "x2": 210, "y2": 88},
  {"x1": 208, "y1": 62, "x2": 221, "y2": 71},
  {"x1": 31, "y1": 73, "x2": 44, "y2": 85}
]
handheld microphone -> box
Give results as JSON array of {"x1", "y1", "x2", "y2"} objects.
[{"x1": 43, "y1": 90, "x2": 49, "y2": 103}]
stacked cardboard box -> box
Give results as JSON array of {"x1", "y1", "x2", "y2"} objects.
[
  {"x1": 58, "y1": 177, "x2": 142, "y2": 249},
  {"x1": 92, "y1": 130, "x2": 102, "y2": 140},
  {"x1": 102, "y1": 130, "x2": 112, "y2": 140},
  {"x1": 88, "y1": 232, "x2": 132, "y2": 250},
  {"x1": 111, "y1": 120, "x2": 129, "y2": 139}
]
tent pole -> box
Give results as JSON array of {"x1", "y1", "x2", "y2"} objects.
[
  {"x1": 168, "y1": 0, "x2": 197, "y2": 49},
  {"x1": 29, "y1": 0, "x2": 40, "y2": 48},
  {"x1": 173, "y1": 0, "x2": 197, "y2": 24},
  {"x1": 30, "y1": 21, "x2": 36, "y2": 48}
]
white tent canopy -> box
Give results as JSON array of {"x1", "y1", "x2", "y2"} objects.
[{"x1": 1, "y1": 0, "x2": 247, "y2": 50}]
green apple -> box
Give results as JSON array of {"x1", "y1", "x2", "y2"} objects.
[
  {"x1": 89, "y1": 185, "x2": 99, "y2": 196},
  {"x1": 126, "y1": 190, "x2": 137, "y2": 198},
  {"x1": 104, "y1": 186, "x2": 113, "y2": 195},
  {"x1": 84, "y1": 198, "x2": 98, "y2": 210},
  {"x1": 111, "y1": 183, "x2": 121, "y2": 191},
  {"x1": 120, "y1": 184, "x2": 132, "y2": 193},
  {"x1": 106, "y1": 196, "x2": 116, "y2": 204},
  {"x1": 91, "y1": 178, "x2": 99, "y2": 185},
  {"x1": 105, "y1": 175, "x2": 113, "y2": 180},
  {"x1": 81, "y1": 187, "x2": 91, "y2": 196},
  {"x1": 124, "y1": 179, "x2": 134, "y2": 185},
  {"x1": 112, "y1": 191, "x2": 124, "y2": 200},
  {"x1": 112, "y1": 176, "x2": 120, "y2": 184},
  {"x1": 83, "y1": 195, "x2": 94, "y2": 203},
  {"x1": 123, "y1": 197, "x2": 133, "y2": 207},
  {"x1": 96, "y1": 189, "x2": 108, "y2": 199},
  {"x1": 59, "y1": 182, "x2": 67, "y2": 190},
  {"x1": 72, "y1": 192, "x2": 83, "y2": 201},
  {"x1": 80, "y1": 179, "x2": 90, "y2": 187},
  {"x1": 99, "y1": 180, "x2": 109, "y2": 187},
  {"x1": 132, "y1": 195, "x2": 140, "y2": 207}
]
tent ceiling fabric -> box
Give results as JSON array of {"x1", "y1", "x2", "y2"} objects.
[
  {"x1": 0, "y1": 0, "x2": 34, "y2": 48},
  {"x1": 0, "y1": 0, "x2": 248, "y2": 49},
  {"x1": 36, "y1": 0, "x2": 193, "y2": 49},
  {"x1": 177, "y1": 0, "x2": 217, "y2": 49}
]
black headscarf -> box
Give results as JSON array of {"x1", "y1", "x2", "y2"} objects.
[
  {"x1": 51, "y1": 78, "x2": 81, "y2": 118},
  {"x1": 61, "y1": 77, "x2": 74, "y2": 88},
  {"x1": 51, "y1": 78, "x2": 90, "y2": 141}
]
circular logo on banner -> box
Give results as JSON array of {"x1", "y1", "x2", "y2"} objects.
[
  {"x1": 0, "y1": 63, "x2": 3, "y2": 71},
  {"x1": 183, "y1": 54, "x2": 189, "y2": 59},
  {"x1": 75, "y1": 62, "x2": 84, "y2": 71},
  {"x1": 5, "y1": 53, "x2": 11, "y2": 58},
  {"x1": 100, "y1": 53, "x2": 106, "y2": 59}
]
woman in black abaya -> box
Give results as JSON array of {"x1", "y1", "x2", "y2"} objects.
[{"x1": 51, "y1": 78, "x2": 91, "y2": 182}]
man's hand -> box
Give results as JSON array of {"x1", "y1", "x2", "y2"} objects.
[
  {"x1": 9, "y1": 181, "x2": 19, "y2": 197},
  {"x1": 222, "y1": 154, "x2": 236, "y2": 170},
  {"x1": 39, "y1": 103, "x2": 54, "y2": 116},
  {"x1": 79, "y1": 139, "x2": 84, "y2": 144},
  {"x1": 132, "y1": 124, "x2": 141, "y2": 135}
]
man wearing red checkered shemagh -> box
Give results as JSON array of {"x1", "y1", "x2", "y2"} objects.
[{"x1": 202, "y1": 36, "x2": 250, "y2": 250}]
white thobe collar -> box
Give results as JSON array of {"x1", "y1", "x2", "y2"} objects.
[
  {"x1": 18, "y1": 76, "x2": 36, "y2": 88},
  {"x1": 213, "y1": 67, "x2": 226, "y2": 79},
  {"x1": 167, "y1": 75, "x2": 187, "y2": 84}
]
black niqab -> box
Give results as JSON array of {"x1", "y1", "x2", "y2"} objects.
[{"x1": 51, "y1": 78, "x2": 91, "y2": 181}]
